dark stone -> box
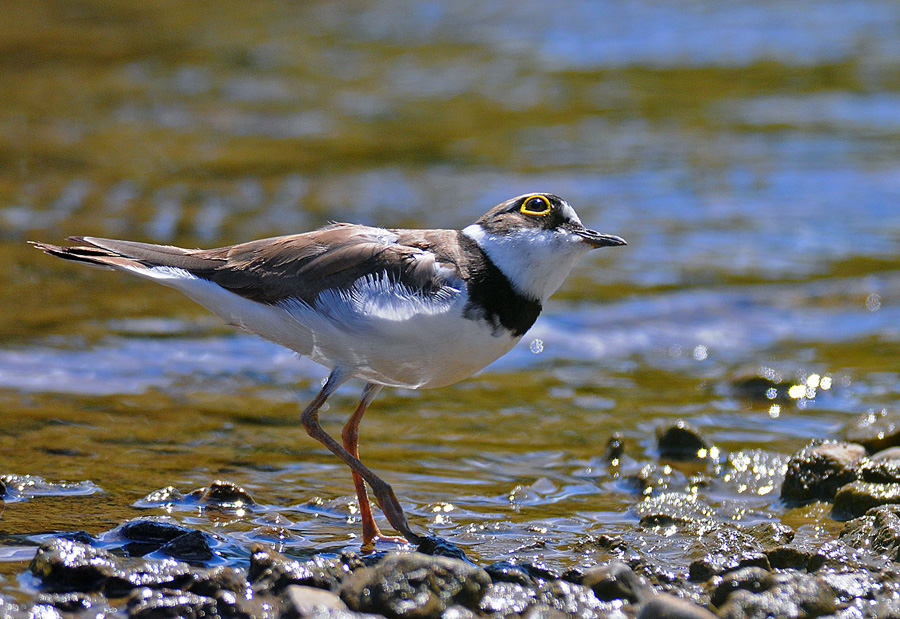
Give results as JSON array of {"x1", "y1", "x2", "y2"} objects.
[
  {"x1": 158, "y1": 530, "x2": 214, "y2": 563},
  {"x1": 714, "y1": 571, "x2": 836, "y2": 619},
  {"x1": 484, "y1": 562, "x2": 535, "y2": 587},
  {"x1": 416, "y1": 535, "x2": 470, "y2": 562},
  {"x1": 833, "y1": 481, "x2": 900, "y2": 519},
  {"x1": 859, "y1": 453, "x2": 900, "y2": 483},
  {"x1": 249, "y1": 545, "x2": 362, "y2": 594},
  {"x1": 638, "y1": 593, "x2": 717, "y2": 619},
  {"x1": 742, "y1": 522, "x2": 795, "y2": 550},
  {"x1": 0, "y1": 477, "x2": 6, "y2": 498},
  {"x1": 709, "y1": 567, "x2": 776, "y2": 608},
  {"x1": 689, "y1": 552, "x2": 770, "y2": 583},
  {"x1": 111, "y1": 517, "x2": 211, "y2": 559},
  {"x1": 845, "y1": 408, "x2": 900, "y2": 453},
  {"x1": 764, "y1": 545, "x2": 814, "y2": 570},
  {"x1": 780, "y1": 441, "x2": 865, "y2": 505},
  {"x1": 581, "y1": 561, "x2": 650, "y2": 603},
  {"x1": 29, "y1": 538, "x2": 119, "y2": 593},
  {"x1": 187, "y1": 479, "x2": 256, "y2": 508},
  {"x1": 841, "y1": 504, "x2": 900, "y2": 561},
  {"x1": 657, "y1": 421, "x2": 711, "y2": 462},
  {"x1": 340, "y1": 552, "x2": 490, "y2": 618},
  {"x1": 519, "y1": 562, "x2": 561, "y2": 583}
]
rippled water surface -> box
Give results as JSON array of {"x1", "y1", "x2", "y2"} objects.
[{"x1": 2, "y1": 0, "x2": 900, "y2": 602}]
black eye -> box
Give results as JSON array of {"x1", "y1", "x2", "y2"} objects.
[{"x1": 519, "y1": 195, "x2": 552, "y2": 216}]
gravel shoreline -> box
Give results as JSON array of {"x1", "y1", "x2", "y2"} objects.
[{"x1": 7, "y1": 405, "x2": 900, "y2": 618}]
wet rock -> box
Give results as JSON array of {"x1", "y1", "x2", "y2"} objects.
[
  {"x1": 833, "y1": 481, "x2": 900, "y2": 519},
  {"x1": 479, "y1": 582, "x2": 536, "y2": 616},
  {"x1": 519, "y1": 562, "x2": 561, "y2": 583},
  {"x1": 603, "y1": 432, "x2": 625, "y2": 463},
  {"x1": 283, "y1": 584, "x2": 349, "y2": 617},
  {"x1": 638, "y1": 593, "x2": 717, "y2": 619},
  {"x1": 126, "y1": 587, "x2": 219, "y2": 619},
  {"x1": 743, "y1": 522, "x2": 795, "y2": 549},
  {"x1": 484, "y1": 562, "x2": 535, "y2": 587},
  {"x1": 780, "y1": 441, "x2": 865, "y2": 505},
  {"x1": 416, "y1": 535, "x2": 470, "y2": 562},
  {"x1": 714, "y1": 571, "x2": 836, "y2": 619},
  {"x1": 845, "y1": 408, "x2": 900, "y2": 453},
  {"x1": 709, "y1": 567, "x2": 776, "y2": 607},
  {"x1": 580, "y1": 561, "x2": 651, "y2": 604},
  {"x1": 35, "y1": 591, "x2": 110, "y2": 614},
  {"x1": 818, "y1": 571, "x2": 884, "y2": 606},
  {"x1": 805, "y1": 538, "x2": 888, "y2": 573},
  {"x1": 538, "y1": 580, "x2": 606, "y2": 617},
  {"x1": 29, "y1": 538, "x2": 119, "y2": 593},
  {"x1": 841, "y1": 504, "x2": 900, "y2": 561},
  {"x1": 0, "y1": 477, "x2": 6, "y2": 498},
  {"x1": 689, "y1": 551, "x2": 770, "y2": 583},
  {"x1": 657, "y1": 421, "x2": 711, "y2": 462},
  {"x1": 340, "y1": 552, "x2": 490, "y2": 618},
  {"x1": 109, "y1": 517, "x2": 214, "y2": 562},
  {"x1": 249, "y1": 545, "x2": 361, "y2": 594},
  {"x1": 766, "y1": 544, "x2": 816, "y2": 570},
  {"x1": 859, "y1": 454, "x2": 900, "y2": 483},
  {"x1": 187, "y1": 479, "x2": 256, "y2": 508}
]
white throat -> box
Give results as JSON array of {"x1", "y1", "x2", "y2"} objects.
[{"x1": 462, "y1": 224, "x2": 590, "y2": 303}]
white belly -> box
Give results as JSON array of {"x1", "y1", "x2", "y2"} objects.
[{"x1": 134, "y1": 266, "x2": 520, "y2": 389}]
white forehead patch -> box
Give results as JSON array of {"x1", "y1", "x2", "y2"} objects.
[{"x1": 558, "y1": 199, "x2": 582, "y2": 225}]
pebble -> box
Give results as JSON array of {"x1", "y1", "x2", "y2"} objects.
[{"x1": 780, "y1": 441, "x2": 865, "y2": 505}]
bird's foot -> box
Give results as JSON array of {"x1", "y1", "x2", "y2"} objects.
[{"x1": 360, "y1": 527, "x2": 411, "y2": 551}]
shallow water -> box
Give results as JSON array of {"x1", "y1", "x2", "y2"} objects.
[{"x1": 2, "y1": 0, "x2": 900, "y2": 602}]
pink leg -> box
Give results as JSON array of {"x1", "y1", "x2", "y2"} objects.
[
  {"x1": 300, "y1": 371, "x2": 422, "y2": 544},
  {"x1": 341, "y1": 384, "x2": 408, "y2": 548}
]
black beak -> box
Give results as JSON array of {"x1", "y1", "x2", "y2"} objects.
[{"x1": 575, "y1": 227, "x2": 627, "y2": 249}]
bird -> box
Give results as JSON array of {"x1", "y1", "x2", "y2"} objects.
[{"x1": 31, "y1": 192, "x2": 625, "y2": 547}]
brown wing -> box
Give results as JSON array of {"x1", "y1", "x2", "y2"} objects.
[{"x1": 31, "y1": 225, "x2": 468, "y2": 306}]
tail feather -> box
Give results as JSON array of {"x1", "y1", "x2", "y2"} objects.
[{"x1": 29, "y1": 237, "x2": 223, "y2": 272}]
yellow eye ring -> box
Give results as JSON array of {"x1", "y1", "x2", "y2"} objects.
[{"x1": 519, "y1": 195, "x2": 552, "y2": 216}]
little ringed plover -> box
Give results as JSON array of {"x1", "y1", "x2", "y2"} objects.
[{"x1": 31, "y1": 192, "x2": 625, "y2": 547}]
